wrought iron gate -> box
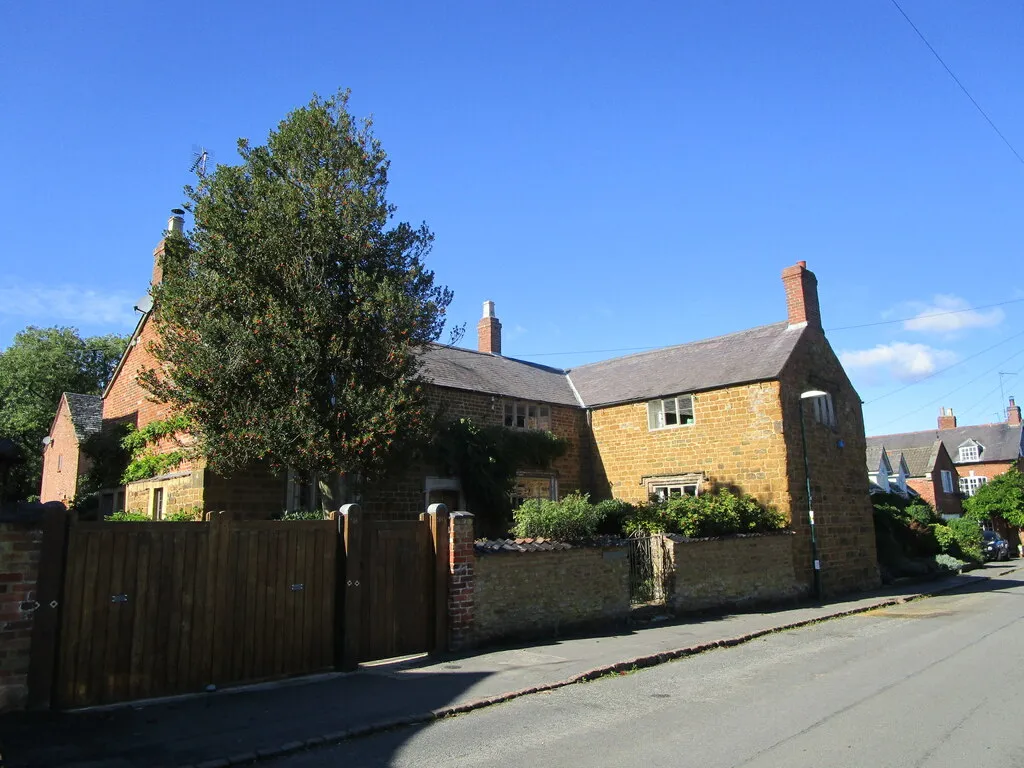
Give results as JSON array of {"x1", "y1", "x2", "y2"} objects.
[{"x1": 628, "y1": 536, "x2": 670, "y2": 606}]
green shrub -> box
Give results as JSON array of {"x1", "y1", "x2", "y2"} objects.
[
  {"x1": 947, "y1": 517, "x2": 983, "y2": 563},
  {"x1": 277, "y1": 509, "x2": 329, "y2": 521},
  {"x1": 165, "y1": 506, "x2": 204, "y2": 522},
  {"x1": 622, "y1": 489, "x2": 786, "y2": 539},
  {"x1": 593, "y1": 498, "x2": 636, "y2": 536},
  {"x1": 512, "y1": 492, "x2": 605, "y2": 540},
  {"x1": 933, "y1": 553, "x2": 966, "y2": 573},
  {"x1": 105, "y1": 510, "x2": 150, "y2": 522},
  {"x1": 905, "y1": 502, "x2": 939, "y2": 526},
  {"x1": 932, "y1": 524, "x2": 956, "y2": 553}
]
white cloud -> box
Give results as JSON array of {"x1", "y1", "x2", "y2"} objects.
[
  {"x1": 902, "y1": 294, "x2": 1004, "y2": 334},
  {"x1": 840, "y1": 342, "x2": 958, "y2": 383},
  {"x1": 0, "y1": 284, "x2": 139, "y2": 328}
]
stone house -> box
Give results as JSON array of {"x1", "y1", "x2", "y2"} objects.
[
  {"x1": 40, "y1": 216, "x2": 880, "y2": 595},
  {"x1": 38, "y1": 393, "x2": 102, "y2": 506}
]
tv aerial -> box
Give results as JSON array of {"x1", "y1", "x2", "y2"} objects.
[{"x1": 190, "y1": 144, "x2": 212, "y2": 177}]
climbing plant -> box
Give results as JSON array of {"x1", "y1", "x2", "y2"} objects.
[
  {"x1": 428, "y1": 418, "x2": 568, "y2": 536},
  {"x1": 120, "y1": 414, "x2": 195, "y2": 484}
]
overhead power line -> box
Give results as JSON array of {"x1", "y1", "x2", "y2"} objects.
[{"x1": 889, "y1": 0, "x2": 1024, "y2": 166}]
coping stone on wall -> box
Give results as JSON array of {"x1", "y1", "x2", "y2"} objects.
[
  {"x1": 664, "y1": 530, "x2": 797, "y2": 544},
  {"x1": 474, "y1": 536, "x2": 628, "y2": 554}
]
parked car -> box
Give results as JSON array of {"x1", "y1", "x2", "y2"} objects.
[{"x1": 982, "y1": 530, "x2": 1010, "y2": 561}]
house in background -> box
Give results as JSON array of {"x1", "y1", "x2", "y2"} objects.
[
  {"x1": 41, "y1": 215, "x2": 882, "y2": 596},
  {"x1": 866, "y1": 445, "x2": 910, "y2": 497},
  {"x1": 39, "y1": 393, "x2": 102, "y2": 506},
  {"x1": 869, "y1": 401, "x2": 1023, "y2": 505},
  {"x1": 865, "y1": 437, "x2": 962, "y2": 519}
]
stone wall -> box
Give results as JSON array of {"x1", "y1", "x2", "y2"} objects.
[
  {"x1": 473, "y1": 545, "x2": 630, "y2": 645},
  {"x1": 589, "y1": 380, "x2": 789, "y2": 508},
  {"x1": 779, "y1": 328, "x2": 880, "y2": 596},
  {"x1": 0, "y1": 519, "x2": 43, "y2": 712},
  {"x1": 124, "y1": 469, "x2": 205, "y2": 518},
  {"x1": 665, "y1": 532, "x2": 805, "y2": 612}
]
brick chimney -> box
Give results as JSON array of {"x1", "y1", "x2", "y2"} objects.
[
  {"x1": 1007, "y1": 397, "x2": 1022, "y2": 427},
  {"x1": 781, "y1": 261, "x2": 822, "y2": 329},
  {"x1": 477, "y1": 300, "x2": 502, "y2": 355},
  {"x1": 938, "y1": 407, "x2": 957, "y2": 430},
  {"x1": 152, "y1": 209, "x2": 185, "y2": 286}
]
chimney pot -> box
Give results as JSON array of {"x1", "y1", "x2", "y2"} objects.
[{"x1": 477, "y1": 300, "x2": 502, "y2": 355}]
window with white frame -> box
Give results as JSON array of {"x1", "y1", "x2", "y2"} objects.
[
  {"x1": 940, "y1": 470, "x2": 954, "y2": 494},
  {"x1": 648, "y1": 475, "x2": 703, "y2": 500},
  {"x1": 958, "y1": 444, "x2": 980, "y2": 462},
  {"x1": 810, "y1": 393, "x2": 837, "y2": 428},
  {"x1": 504, "y1": 401, "x2": 551, "y2": 431},
  {"x1": 647, "y1": 395, "x2": 695, "y2": 430},
  {"x1": 959, "y1": 475, "x2": 987, "y2": 496}
]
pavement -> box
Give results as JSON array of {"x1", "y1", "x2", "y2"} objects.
[{"x1": 0, "y1": 560, "x2": 1019, "y2": 768}]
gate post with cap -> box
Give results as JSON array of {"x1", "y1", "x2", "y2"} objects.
[
  {"x1": 424, "y1": 503, "x2": 450, "y2": 654},
  {"x1": 339, "y1": 503, "x2": 362, "y2": 671}
]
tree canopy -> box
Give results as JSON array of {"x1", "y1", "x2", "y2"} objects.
[
  {"x1": 0, "y1": 326, "x2": 126, "y2": 500},
  {"x1": 143, "y1": 90, "x2": 454, "y2": 480},
  {"x1": 963, "y1": 468, "x2": 1024, "y2": 528}
]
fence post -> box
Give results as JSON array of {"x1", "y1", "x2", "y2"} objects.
[
  {"x1": 25, "y1": 505, "x2": 70, "y2": 710},
  {"x1": 340, "y1": 503, "x2": 362, "y2": 671},
  {"x1": 425, "y1": 504, "x2": 450, "y2": 654},
  {"x1": 448, "y1": 511, "x2": 475, "y2": 651}
]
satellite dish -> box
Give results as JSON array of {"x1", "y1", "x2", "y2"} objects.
[
  {"x1": 41, "y1": 436, "x2": 52, "y2": 446},
  {"x1": 134, "y1": 295, "x2": 154, "y2": 313}
]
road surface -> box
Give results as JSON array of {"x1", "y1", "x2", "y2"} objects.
[{"x1": 271, "y1": 568, "x2": 1024, "y2": 767}]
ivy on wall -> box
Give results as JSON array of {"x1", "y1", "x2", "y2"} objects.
[
  {"x1": 428, "y1": 418, "x2": 568, "y2": 536},
  {"x1": 120, "y1": 414, "x2": 195, "y2": 484}
]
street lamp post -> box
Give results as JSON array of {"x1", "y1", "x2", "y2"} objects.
[{"x1": 798, "y1": 390, "x2": 828, "y2": 602}]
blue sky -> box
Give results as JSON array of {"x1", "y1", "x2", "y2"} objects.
[{"x1": 1, "y1": 1, "x2": 1022, "y2": 436}]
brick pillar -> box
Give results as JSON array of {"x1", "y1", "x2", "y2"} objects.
[
  {"x1": 448, "y1": 511, "x2": 475, "y2": 651},
  {"x1": 0, "y1": 518, "x2": 44, "y2": 712}
]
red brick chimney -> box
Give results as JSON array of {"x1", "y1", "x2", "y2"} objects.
[
  {"x1": 478, "y1": 300, "x2": 502, "y2": 355},
  {"x1": 1007, "y1": 397, "x2": 1022, "y2": 427},
  {"x1": 152, "y1": 210, "x2": 185, "y2": 286},
  {"x1": 938, "y1": 407, "x2": 957, "y2": 430},
  {"x1": 781, "y1": 261, "x2": 821, "y2": 329}
]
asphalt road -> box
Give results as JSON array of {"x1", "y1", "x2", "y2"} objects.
[{"x1": 271, "y1": 569, "x2": 1024, "y2": 767}]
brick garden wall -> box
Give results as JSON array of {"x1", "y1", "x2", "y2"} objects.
[
  {"x1": 473, "y1": 545, "x2": 630, "y2": 645},
  {"x1": 665, "y1": 532, "x2": 804, "y2": 612},
  {"x1": 589, "y1": 380, "x2": 789, "y2": 508},
  {"x1": 0, "y1": 520, "x2": 42, "y2": 712}
]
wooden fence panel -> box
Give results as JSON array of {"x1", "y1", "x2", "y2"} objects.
[{"x1": 53, "y1": 519, "x2": 337, "y2": 708}]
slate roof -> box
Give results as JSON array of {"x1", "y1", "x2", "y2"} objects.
[
  {"x1": 566, "y1": 322, "x2": 805, "y2": 408},
  {"x1": 418, "y1": 345, "x2": 579, "y2": 407},
  {"x1": 419, "y1": 322, "x2": 806, "y2": 409},
  {"x1": 64, "y1": 393, "x2": 103, "y2": 442},
  {"x1": 866, "y1": 445, "x2": 889, "y2": 474},
  {"x1": 868, "y1": 423, "x2": 1024, "y2": 468}
]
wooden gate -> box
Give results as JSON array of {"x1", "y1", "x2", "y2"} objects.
[
  {"x1": 53, "y1": 516, "x2": 337, "y2": 709},
  {"x1": 341, "y1": 506, "x2": 448, "y2": 665}
]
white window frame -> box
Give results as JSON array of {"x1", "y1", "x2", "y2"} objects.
[
  {"x1": 959, "y1": 475, "x2": 987, "y2": 496},
  {"x1": 647, "y1": 394, "x2": 695, "y2": 430},
  {"x1": 958, "y1": 444, "x2": 980, "y2": 462},
  {"x1": 647, "y1": 474, "x2": 703, "y2": 500},
  {"x1": 940, "y1": 470, "x2": 954, "y2": 494},
  {"x1": 504, "y1": 401, "x2": 552, "y2": 431},
  {"x1": 810, "y1": 393, "x2": 837, "y2": 428},
  {"x1": 151, "y1": 487, "x2": 164, "y2": 520}
]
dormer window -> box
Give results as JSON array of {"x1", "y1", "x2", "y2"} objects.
[
  {"x1": 958, "y1": 444, "x2": 980, "y2": 462},
  {"x1": 647, "y1": 395, "x2": 695, "y2": 430}
]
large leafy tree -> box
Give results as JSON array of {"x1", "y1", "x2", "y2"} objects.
[
  {"x1": 0, "y1": 326, "x2": 126, "y2": 500},
  {"x1": 963, "y1": 468, "x2": 1024, "y2": 528},
  {"x1": 142, "y1": 90, "x2": 454, "y2": 481}
]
